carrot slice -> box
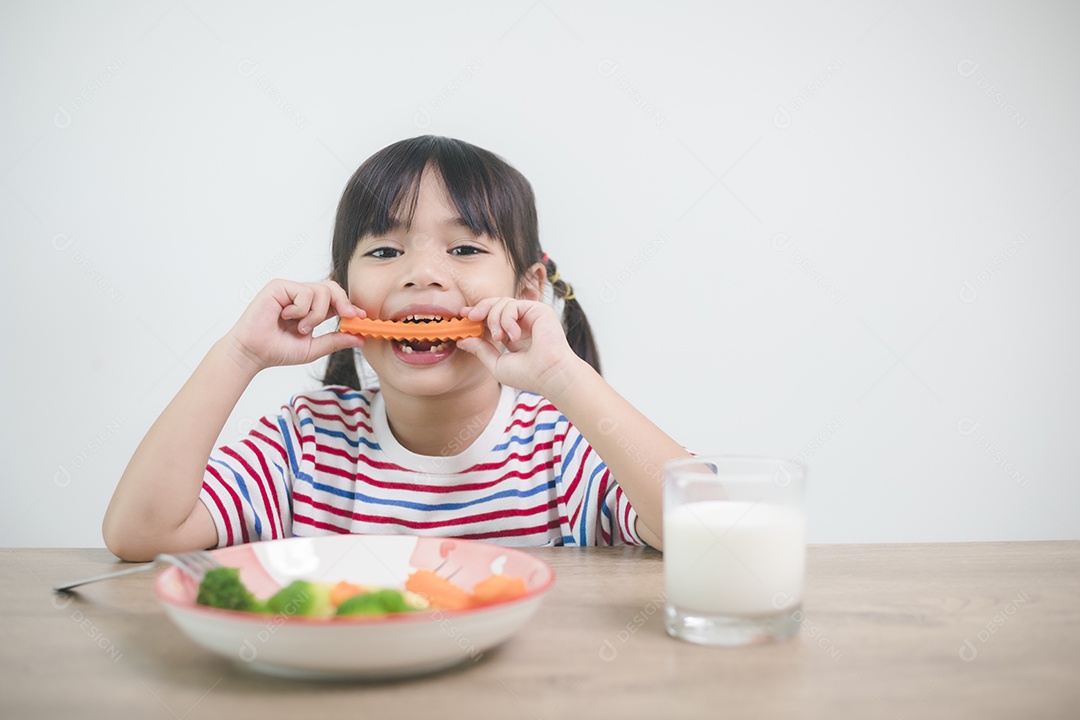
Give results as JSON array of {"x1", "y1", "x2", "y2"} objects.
[
  {"x1": 330, "y1": 580, "x2": 366, "y2": 607},
  {"x1": 405, "y1": 569, "x2": 473, "y2": 610},
  {"x1": 471, "y1": 575, "x2": 527, "y2": 605}
]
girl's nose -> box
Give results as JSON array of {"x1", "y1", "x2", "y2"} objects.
[{"x1": 401, "y1": 240, "x2": 449, "y2": 289}]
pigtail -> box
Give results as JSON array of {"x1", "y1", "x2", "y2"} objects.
[
  {"x1": 322, "y1": 346, "x2": 362, "y2": 389},
  {"x1": 543, "y1": 256, "x2": 601, "y2": 376}
]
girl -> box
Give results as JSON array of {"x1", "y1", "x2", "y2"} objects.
[{"x1": 103, "y1": 136, "x2": 687, "y2": 561}]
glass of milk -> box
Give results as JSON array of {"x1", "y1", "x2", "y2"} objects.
[{"x1": 664, "y1": 455, "x2": 806, "y2": 646}]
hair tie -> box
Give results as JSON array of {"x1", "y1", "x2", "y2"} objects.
[{"x1": 547, "y1": 268, "x2": 574, "y2": 301}]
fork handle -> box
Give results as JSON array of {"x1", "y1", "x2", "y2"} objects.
[{"x1": 52, "y1": 560, "x2": 159, "y2": 593}]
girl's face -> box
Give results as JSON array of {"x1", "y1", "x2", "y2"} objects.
[{"x1": 346, "y1": 168, "x2": 542, "y2": 397}]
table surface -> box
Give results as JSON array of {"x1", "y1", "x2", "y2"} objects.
[{"x1": 1, "y1": 542, "x2": 1078, "y2": 719}]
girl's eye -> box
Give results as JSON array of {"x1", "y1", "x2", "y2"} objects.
[
  {"x1": 450, "y1": 245, "x2": 486, "y2": 257},
  {"x1": 365, "y1": 247, "x2": 401, "y2": 259}
]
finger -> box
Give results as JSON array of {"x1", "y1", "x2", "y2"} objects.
[
  {"x1": 309, "y1": 329, "x2": 365, "y2": 359},
  {"x1": 327, "y1": 281, "x2": 365, "y2": 319},
  {"x1": 462, "y1": 297, "x2": 500, "y2": 321},
  {"x1": 298, "y1": 285, "x2": 333, "y2": 335},
  {"x1": 489, "y1": 298, "x2": 524, "y2": 343},
  {"x1": 280, "y1": 284, "x2": 313, "y2": 321},
  {"x1": 478, "y1": 297, "x2": 511, "y2": 342},
  {"x1": 455, "y1": 337, "x2": 501, "y2": 372}
]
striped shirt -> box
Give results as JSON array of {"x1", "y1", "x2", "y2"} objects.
[{"x1": 199, "y1": 383, "x2": 642, "y2": 547}]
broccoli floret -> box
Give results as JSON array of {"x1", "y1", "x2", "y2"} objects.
[
  {"x1": 265, "y1": 580, "x2": 333, "y2": 617},
  {"x1": 336, "y1": 589, "x2": 413, "y2": 616},
  {"x1": 196, "y1": 567, "x2": 261, "y2": 612}
]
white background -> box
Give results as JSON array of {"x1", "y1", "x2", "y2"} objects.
[{"x1": 2, "y1": 1, "x2": 1077, "y2": 547}]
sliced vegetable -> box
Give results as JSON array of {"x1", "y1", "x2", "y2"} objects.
[
  {"x1": 471, "y1": 574, "x2": 527, "y2": 605},
  {"x1": 194, "y1": 565, "x2": 528, "y2": 618},
  {"x1": 330, "y1": 580, "x2": 367, "y2": 607},
  {"x1": 405, "y1": 569, "x2": 474, "y2": 610}
]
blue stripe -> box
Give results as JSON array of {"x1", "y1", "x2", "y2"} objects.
[
  {"x1": 209, "y1": 456, "x2": 263, "y2": 538},
  {"x1": 579, "y1": 461, "x2": 607, "y2": 546},
  {"x1": 560, "y1": 433, "x2": 584, "y2": 543},
  {"x1": 562, "y1": 432, "x2": 583, "y2": 478},
  {"x1": 491, "y1": 421, "x2": 559, "y2": 451},
  {"x1": 297, "y1": 476, "x2": 555, "y2": 512},
  {"x1": 277, "y1": 416, "x2": 300, "y2": 477},
  {"x1": 311, "y1": 387, "x2": 372, "y2": 405},
  {"x1": 306, "y1": 422, "x2": 381, "y2": 450},
  {"x1": 600, "y1": 484, "x2": 615, "y2": 545}
]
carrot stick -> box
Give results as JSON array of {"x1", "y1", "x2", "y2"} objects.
[
  {"x1": 405, "y1": 569, "x2": 473, "y2": 610},
  {"x1": 330, "y1": 580, "x2": 366, "y2": 607},
  {"x1": 471, "y1": 575, "x2": 527, "y2": 605}
]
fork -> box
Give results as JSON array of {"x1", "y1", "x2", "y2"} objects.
[{"x1": 53, "y1": 551, "x2": 222, "y2": 593}]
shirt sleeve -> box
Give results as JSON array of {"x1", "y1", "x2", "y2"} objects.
[
  {"x1": 199, "y1": 412, "x2": 296, "y2": 548},
  {"x1": 558, "y1": 421, "x2": 644, "y2": 547}
]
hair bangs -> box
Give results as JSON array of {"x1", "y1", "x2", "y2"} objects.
[{"x1": 331, "y1": 136, "x2": 536, "y2": 284}]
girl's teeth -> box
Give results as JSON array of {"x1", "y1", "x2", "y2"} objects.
[{"x1": 397, "y1": 341, "x2": 449, "y2": 354}]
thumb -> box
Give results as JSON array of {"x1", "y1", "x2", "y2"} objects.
[
  {"x1": 456, "y1": 337, "x2": 502, "y2": 373},
  {"x1": 309, "y1": 331, "x2": 365, "y2": 360}
]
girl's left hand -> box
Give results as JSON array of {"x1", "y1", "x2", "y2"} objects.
[{"x1": 456, "y1": 298, "x2": 580, "y2": 396}]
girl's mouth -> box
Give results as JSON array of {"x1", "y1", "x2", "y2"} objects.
[
  {"x1": 390, "y1": 315, "x2": 460, "y2": 365},
  {"x1": 391, "y1": 338, "x2": 456, "y2": 365}
]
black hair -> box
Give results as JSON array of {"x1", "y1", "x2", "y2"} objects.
[{"x1": 322, "y1": 135, "x2": 599, "y2": 388}]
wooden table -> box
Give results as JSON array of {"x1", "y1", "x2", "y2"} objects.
[{"x1": 1, "y1": 542, "x2": 1078, "y2": 719}]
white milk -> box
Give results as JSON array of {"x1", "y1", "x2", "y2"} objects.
[{"x1": 664, "y1": 501, "x2": 806, "y2": 615}]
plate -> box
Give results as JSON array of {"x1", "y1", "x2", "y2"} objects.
[{"x1": 154, "y1": 534, "x2": 555, "y2": 680}]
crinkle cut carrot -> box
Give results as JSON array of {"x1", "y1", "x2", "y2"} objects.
[{"x1": 339, "y1": 317, "x2": 484, "y2": 342}]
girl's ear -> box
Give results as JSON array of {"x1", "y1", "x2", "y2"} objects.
[{"x1": 516, "y1": 262, "x2": 547, "y2": 301}]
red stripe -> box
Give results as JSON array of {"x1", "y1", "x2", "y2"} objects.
[
  {"x1": 292, "y1": 491, "x2": 556, "y2": 531},
  {"x1": 296, "y1": 397, "x2": 372, "y2": 420},
  {"x1": 222, "y1": 446, "x2": 279, "y2": 540},
  {"x1": 301, "y1": 393, "x2": 373, "y2": 414},
  {"x1": 564, "y1": 446, "x2": 591, "y2": 528},
  {"x1": 313, "y1": 443, "x2": 408, "y2": 472},
  {"x1": 313, "y1": 460, "x2": 556, "y2": 493},
  {"x1": 201, "y1": 484, "x2": 233, "y2": 547},
  {"x1": 293, "y1": 512, "x2": 559, "y2": 542},
  {"x1": 293, "y1": 514, "x2": 351, "y2": 535},
  {"x1": 360, "y1": 464, "x2": 556, "y2": 492},
  {"x1": 511, "y1": 397, "x2": 556, "y2": 415},
  {"x1": 598, "y1": 474, "x2": 611, "y2": 545},
  {"x1": 453, "y1": 519, "x2": 561, "y2": 541},
  {"x1": 463, "y1": 441, "x2": 555, "y2": 472},
  {"x1": 238, "y1": 440, "x2": 282, "y2": 540},
  {"x1": 296, "y1": 407, "x2": 374, "y2": 433},
  {"x1": 251, "y1": 427, "x2": 287, "y2": 463},
  {"x1": 621, "y1": 490, "x2": 637, "y2": 544},
  {"x1": 206, "y1": 464, "x2": 250, "y2": 544},
  {"x1": 312, "y1": 439, "x2": 555, "y2": 482}
]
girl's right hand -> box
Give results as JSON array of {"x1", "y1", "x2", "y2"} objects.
[{"x1": 224, "y1": 279, "x2": 366, "y2": 374}]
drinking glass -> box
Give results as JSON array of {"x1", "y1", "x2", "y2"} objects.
[{"x1": 663, "y1": 455, "x2": 806, "y2": 646}]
